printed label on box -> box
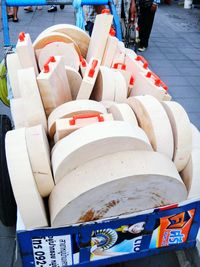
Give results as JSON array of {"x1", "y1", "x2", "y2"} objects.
[
  {"x1": 32, "y1": 235, "x2": 73, "y2": 266},
  {"x1": 150, "y1": 209, "x2": 195, "y2": 249}
]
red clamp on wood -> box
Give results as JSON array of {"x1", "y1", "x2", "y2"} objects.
[
  {"x1": 135, "y1": 55, "x2": 149, "y2": 69},
  {"x1": 43, "y1": 56, "x2": 56, "y2": 73},
  {"x1": 129, "y1": 75, "x2": 135, "y2": 86},
  {"x1": 146, "y1": 71, "x2": 168, "y2": 90},
  {"x1": 113, "y1": 63, "x2": 126, "y2": 70},
  {"x1": 69, "y1": 113, "x2": 104, "y2": 125},
  {"x1": 109, "y1": 27, "x2": 116, "y2": 36},
  {"x1": 18, "y1": 32, "x2": 26, "y2": 42},
  {"x1": 88, "y1": 59, "x2": 98, "y2": 78},
  {"x1": 101, "y1": 9, "x2": 110, "y2": 14},
  {"x1": 80, "y1": 56, "x2": 86, "y2": 67}
]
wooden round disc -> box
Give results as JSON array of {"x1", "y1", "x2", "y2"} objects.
[
  {"x1": 34, "y1": 24, "x2": 90, "y2": 57},
  {"x1": 33, "y1": 32, "x2": 81, "y2": 56},
  {"x1": 38, "y1": 42, "x2": 80, "y2": 71},
  {"x1": 5, "y1": 128, "x2": 48, "y2": 229},
  {"x1": 65, "y1": 66, "x2": 82, "y2": 100},
  {"x1": 25, "y1": 125, "x2": 54, "y2": 197},
  {"x1": 10, "y1": 98, "x2": 27, "y2": 129},
  {"x1": 113, "y1": 71, "x2": 128, "y2": 102},
  {"x1": 108, "y1": 103, "x2": 138, "y2": 126},
  {"x1": 127, "y1": 95, "x2": 174, "y2": 159},
  {"x1": 162, "y1": 101, "x2": 192, "y2": 172},
  {"x1": 52, "y1": 121, "x2": 152, "y2": 183},
  {"x1": 48, "y1": 100, "x2": 107, "y2": 138},
  {"x1": 92, "y1": 66, "x2": 115, "y2": 101},
  {"x1": 180, "y1": 156, "x2": 192, "y2": 193},
  {"x1": 49, "y1": 150, "x2": 187, "y2": 227}
]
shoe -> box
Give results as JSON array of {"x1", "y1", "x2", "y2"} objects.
[
  {"x1": 60, "y1": 4, "x2": 65, "y2": 9},
  {"x1": 7, "y1": 14, "x2": 14, "y2": 19},
  {"x1": 13, "y1": 17, "x2": 19, "y2": 22},
  {"x1": 24, "y1": 6, "x2": 33, "y2": 12},
  {"x1": 138, "y1": 47, "x2": 146, "y2": 52},
  {"x1": 48, "y1": 6, "x2": 57, "y2": 12}
]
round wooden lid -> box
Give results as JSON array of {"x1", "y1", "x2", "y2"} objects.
[
  {"x1": 65, "y1": 66, "x2": 82, "y2": 100},
  {"x1": 49, "y1": 150, "x2": 187, "y2": 227},
  {"x1": 51, "y1": 121, "x2": 152, "y2": 183}
]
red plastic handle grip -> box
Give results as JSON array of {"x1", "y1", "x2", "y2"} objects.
[
  {"x1": 88, "y1": 59, "x2": 99, "y2": 78},
  {"x1": 18, "y1": 32, "x2": 25, "y2": 42},
  {"x1": 129, "y1": 75, "x2": 135, "y2": 86},
  {"x1": 69, "y1": 113, "x2": 104, "y2": 125},
  {"x1": 109, "y1": 27, "x2": 116, "y2": 36},
  {"x1": 79, "y1": 56, "x2": 87, "y2": 67},
  {"x1": 43, "y1": 56, "x2": 56, "y2": 73},
  {"x1": 113, "y1": 63, "x2": 126, "y2": 70},
  {"x1": 101, "y1": 9, "x2": 110, "y2": 14},
  {"x1": 146, "y1": 71, "x2": 168, "y2": 90},
  {"x1": 135, "y1": 55, "x2": 149, "y2": 69}
]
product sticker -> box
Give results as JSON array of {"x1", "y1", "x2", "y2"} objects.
[
  {"x1": 32, "y1": 235, "x2": 73, "y2": 267},
  {"x1": 150, "y1": 209, "x2": 195, "y2": 249},
  {"x1": 90, "y1": 221, "x2": 146, "y2": 261}
]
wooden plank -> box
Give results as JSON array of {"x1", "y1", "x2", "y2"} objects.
[
  {"x1": 37, "y1": 56, "x2": 72, "y2": 116},
  {"x1": 52, "y1": 121, "x2": 152, "y2": 183},
  {"x1": 128, "y1": 95, "x2": 174, "y2": 159},
  {"x1": 162, "y1": 101, "x2": 192, "y2": 172},
  {"x1": 10, "y1": 98, "x2": 27, "y2": 129},
  {"x1": 26, "y1": 125, "x2": 54, "y2": 197},
  {"x1": 112, "y1": 41, "x2": 125, "y2": 67},
  {"x1": 49, "y1": 150, "x2": 187, "y2": 226},
  {"x1": 48, "y1": 100, "x2": 107, "y2": 138},
  {"x1": 5, "y1": 128, "x2": 48, "y2": 229},
  {"x1": 86, "y1": 13, "x2": 113, "y2": 63},
  {"x1": 101, "y1": 35, "x2": 118, "y2": 67},
  {"x1": 16, "y1": 32, "x2": 38, "y2": 76},
  {"x1": 18, "y1": 67, "x2": 47, "y2": 131},
  {"x1": 37, "y1": 42, "x2": 80, "y2": 71}
]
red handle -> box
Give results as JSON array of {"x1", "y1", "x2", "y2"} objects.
[
  {"x1": 109, "y1": 27, "x2": 116, "y2": 37},
  {"x1": 18, "y1": 32, "x2": 25, "y2": 42},
  {"x1": 79, "y1": 56, "x2": 87, "y2": 67},
  {"x1": 146, "y1": 71, "x2": 168, "y2": 90},
  {"x1": 135, "y1": 55, "x2": 149, "y2": 69},
  {"x1": 101, "y1": 9, "x2": 110, "y2": 14},
  {"x1": 69, "y1": 113, "x2": 104, "y2": 125},
  {"x1": 88, "y1": 59, "x2": 99, "y2": 78},
  {"x1": 43, "y1": 56, "x2": 56, "y2": 73},
  {"x1": 129, "y1": 75, "x2": 135, "y2": 86},
  {"x1": 113, "y1": 63, "x2": 126, "y2": 70}
]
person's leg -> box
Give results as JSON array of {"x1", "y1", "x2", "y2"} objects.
[
  {"x1": 138, "y1": 6, "x2": 156, "y2": 49},
  {"x1": 7, "y1": 7, "x2": 13, "y2": 19},
  {"x1": 13, "y1": 6, "x2": 19, "y2": 22},
  {"x1": 48, "y1": 5, "x2": 57, "y2": 12}
]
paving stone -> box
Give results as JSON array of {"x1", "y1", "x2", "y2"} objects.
[{"x1": 169, "y1": 85, "x2": 200, "y2": 98}]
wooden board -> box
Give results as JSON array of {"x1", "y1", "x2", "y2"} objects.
[
  {"x1": 65, "y1": 66, "x2": 82, "y2": 100},
  {"x1": 5, "y1": 128, "x2": 48, "y2": 229},
  {"x1": 127, "y1": 95, "x2": 174, "y2": 159},
  {"x1": 34, "y1": 24, "x2": 90, "y2": 57},
  {"x1": 76, "y1": 58, "x2": 100, "y2": 99},
  {"x1": 49, "y1": 150, "x2": 187, "y2": 226},
  {"x1": 37, "y1": 42, "x2": 80, "y2": 71},
  {"x1": 101, "y1": 35, "x2": 118, "y2": 67},
  {"x1": 6, "y1": 53, "x2": 21, "y2": 98},
  {"x1": 108, "y1": 103, "x2": 138, "y2": 126},
  {"x1": 37, "y1": 56, "x2": 72, "y2": 116},
  {"x1": 112, "y1": 41, "x2": 125, "y2": 67},
  {"x1": 91, "y1": 66, "x2": 115, "y2": 102},
  {"x1": 54, "y1": 113, "x2": 113, "y2": 143},
  {"x1": 48, "y1": 100, "x2": 107, "y2": 138},
  {"x1": 16, "y1": 32, "x2": 38, "y2": 76},
  {"x1": 51, "y1": 121, "x2": 152, "y2": 183},
  {"x1": 18, "y1": 67, "x2": 47, "y2": 131},
  {"x1": 33, "y1": 32, "x2": 81, "y2": 56},
  {"x1": 26, "y1": 125, "x2": 54, "y2": 197},
  {"x1": 10, "y1": 98, "x2": 27, "y2": 129},
  {"x1": 162, "y1": 101, "x2": 192, "y2": 172},
  {"x1": 86, "y1": 13, "x2": 113, "y2": 63}
]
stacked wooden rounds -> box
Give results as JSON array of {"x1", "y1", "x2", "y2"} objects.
[
  {"x1": 49, "y1": 150, "x2": 187, "y2": 226},
  {"x1": 127, "y1": 95, "x2": 174, "y2": 159},
  {"x1": 5, "y1": 128, "x2": 48, "y2": 229},
  {"x1": 51, "y1": 121, "x2": 152, "y2": 183},
  {"x1": 65, "y1": 66, "x2": 82, "y2": 100}
]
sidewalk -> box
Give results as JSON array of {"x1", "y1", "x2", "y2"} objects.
[{"x1": 0, "y1": 2, "x2": 200, "y2": 267}]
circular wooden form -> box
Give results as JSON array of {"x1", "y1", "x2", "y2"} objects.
[
  {"x1": 162, "y1": 101, "x2": 192, "y2": 172},
  {"x1": 65, "y1": 66, "x2": 82, "y2": 100},
  {"x1": 33, "y1": 32, "x2": 81, "y2": 56},
  {"x1": 34, "y1": 24, "x2": 90, "y2": 57},
  {"x1": 10, "y1": 98, "x2": 27, "y2": 129},
  {"x1": 38, "y1": 42, "x2": 80, "y2": 71},
  {"x1": 113, "y1": 70, "x2": 128, "y2": 102},
  {"x1": 49, "y1": 150, "x2": 187, "y2": 227},
  {"x1": 52, "y1": 121, "x2": 152, "y2": 183},
  {"x1": 108, "y1": 103, "x2": 138, "y2": 126},
  {"x1": 48, "y1": 100, "x2": 107, "y2": 138},
  {"x1": 25, "y1": 125, "x2": 54, "y2": 197},
  {"x1": 127, "y1": 96, "x2": 174, "y2": 159},
  {"x1": 5, "y1": 128, "x2": 48, "y2": 229}
]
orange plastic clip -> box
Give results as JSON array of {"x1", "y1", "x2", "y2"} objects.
[
  {"x1": 43, "y1": 56, "x2": 56, "y2": 73},
  {"x1": 69, "y1": 113, "x2": 104, "y2": 125},
  {"x1": 18, "y1": 32, "x2": 26, "y2": 42}
]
